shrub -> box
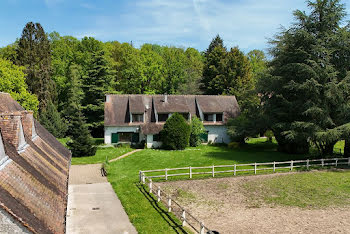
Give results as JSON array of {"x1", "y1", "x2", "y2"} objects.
[
  {"x1": 160, "y1": 113, "x2": 191, "y2": 150},
  {"x1": 265, "y1": 130, "x2": 274, "y2": 142},
  {"x1": 189, "y1": 116, "x2": 205, "y2": 147}
]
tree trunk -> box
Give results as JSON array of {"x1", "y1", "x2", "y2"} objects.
[
  {"x1": 322, "y1": 142, "x2": 336, "y2": 156},
  {"x1": 344, "y1": 139, "x2": 350, "y2": 157}
]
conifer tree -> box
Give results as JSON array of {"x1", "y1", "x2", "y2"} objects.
[
  {"x1": 39, "y1": 101, "x2": 67, "y2": 138},
  {"x1": 82, "y1": 50, "x2": 112, "y2": 137},
  {"x1": 16, "y1": 22, "x2": 56, "y2": 111}
]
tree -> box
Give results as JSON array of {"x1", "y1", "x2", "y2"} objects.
[
  {"x1": 259, "y1": 0, "x2": 350, "y2": 155},
  {"x1": 160, "y1": 113, "x2": 191, "y2": 150},
  {"x1": 62, "y1": 64, "x2": 84, "y2": 136},
  {"x1": 0, "y1": 58, "x2": 39, "y2": 113},
  {"x1": 247, "y1": 50, "x2": 268, "y2": 84},
  {"x1": 82, "y1": 50, "x2": 112, "y2": 137},
  {"x1": 39, "y1": 101, "x2": 67, "y2": 138},
  {"x1": 189, "y1": 116, "x2": 205, "y2": 147},
  {"x1": 16, "y1": 22, "x2": 56, "y2": 111},
  {"x1": 67, "y1": 109, "x2": 96, "y2": 157}
]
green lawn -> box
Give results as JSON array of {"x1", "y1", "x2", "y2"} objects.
[
  {"x1": 107, "y1": 142, "x2": 313, "y2": 234},
  {"x1": 58, "y1": 138, "x2": 134, "y2": 165},
  {"x1": 243, "y1": 170, "x2": 350, "y2": 208}
]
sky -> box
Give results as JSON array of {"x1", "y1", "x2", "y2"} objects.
[{"x1": 1, "y1": 0, "x2": 350, "y2": 53}]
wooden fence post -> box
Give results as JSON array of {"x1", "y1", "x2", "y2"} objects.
[
  {"x1": 212, "y1": 165, "x2": 215, "y2": 177},
  {"x1": 142, "y1": 173, "x2": 145, "y2": 184},
  {"x1": 335, "y1": 158, "x2": 338, "y2": 167},
  {"x1": 200, "y1": 222, "x2": 205, "y2": 234},
  {"x1": 306, "y1": 159, "x2": 309, "y2": 170},
  {"x1": 321, "y1": 159, "x2": 324, "y2": 167},
  {"x1": 139, "y1": 171, "x2": 142, "y2": 183},
  {"x1": 149, "y1": 179, "x2": 153, "y2": 194},
  {"x1": 290, "y1": 160, "x2": 293, "y2": 171},
  {"x1": 165, "y1": 168, "x2": 168, "y2": 181},
  {"x1": 168, "y1": 197, "x2": 172, "y2": 212},
  {"x1": 254, "y1": 163, "x2": 257, "y2": 175},
  {"x1": 273, "y1": 161, "x2": 275, "y2": 172},
  {"x1": 189, "y1": 166, "x2": 192, "y2": 179},
  {"x1": 182, "y1": 210, "x2": 186, "y2": 226},
  {"x1": 234, "y1": 164, "x2": 236, "y2": 176},
  {"x1": 157, "y1": 187, "x2": 161, "y2": 202},
  {"x1": 348, "y1": 157, "x2": 350, "y2": 166}
]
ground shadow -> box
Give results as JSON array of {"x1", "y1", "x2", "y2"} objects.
[{"x1": 135, "y1": 182, "x2": 189, "y2": 234}]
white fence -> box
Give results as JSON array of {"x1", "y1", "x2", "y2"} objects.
[
  {"x1": 139, "y1": 172, "x2": 213, "y2": 234},
  {"x1": 140, "y1": 157, "x2": 350, "y2": 180},
  {"x1": 139, "y1": 157, "x2": 349, "y2": 233}
]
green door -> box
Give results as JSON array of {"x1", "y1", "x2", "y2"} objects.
[
  {"x1": 111, "y1": 133, "x2": 119, "y2": 143},
  {"x1": 132, "y1": 133, "x2": 139, "y2": 143},
  {"x1": 200, "y1": 132, "x2": 208, "y2": 142}
]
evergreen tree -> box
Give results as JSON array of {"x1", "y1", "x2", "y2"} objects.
[
  {"x1": 82, "y1": 50, "x2": 112, "y2": 137},
  {"x1": 67, "y1": 109, "x2": 96, "y2": 157},
  {"x1": 39, "y1": 101, "x2": 67, "y2": 138},
  {"x1": 160, "y1": 113, "x2": 191, "y2": 150},
  {"x1": 16, "y1": 22, "x2": 56, "y2": 111},
  {"x1": 259, "y1": 0, "x2": 350, "y2": 155}
]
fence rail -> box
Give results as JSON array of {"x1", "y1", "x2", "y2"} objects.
[
  {"x1": 141, "y1": 157, "x2": 350, "y2": 180},
  {"x1": 140, "y1": 172, "x2": 213, "y2": 234},
  {"x1": 139, "y1": 157, "x2": 349, "y2": 233}
]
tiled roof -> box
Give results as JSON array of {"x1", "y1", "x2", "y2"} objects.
[
  {"x1": 105, "y1": 94, "x2": 240, "y2": 129},
  {"x1": 0, "y1": 93, "x2": 71, "y2": 234}
]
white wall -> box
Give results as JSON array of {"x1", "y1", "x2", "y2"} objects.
[
  {"x1": 205, "y1": 125, "x2": 230, "y2": 144},
  {"x1": 146, "y1": 134, "x2": 162, "y2": 149},
  {"x1": 104, "y1": 126, "x2": 140, "y2": 144}
]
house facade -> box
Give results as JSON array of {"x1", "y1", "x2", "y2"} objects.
[
  {"x1": 0, "y1": 92, "x2": 71, "y2": 233},
  {"x1": 104, "y1": 94, "x2": 240, "y2": 148}
]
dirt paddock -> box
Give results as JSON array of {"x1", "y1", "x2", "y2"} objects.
[{"x1": 157, "y1": 173, "x2": 350, "y2": 234}]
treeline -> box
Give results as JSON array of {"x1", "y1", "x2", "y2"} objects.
[{"x1": 0, "y1": 22, "x2": 264, "y2": 140}]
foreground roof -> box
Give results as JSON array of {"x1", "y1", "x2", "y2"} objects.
[
  {"x1": 105, "y1": 94, "x2": 240, "y2": 134},
  {"x1": 0, "y1": 92, "x2": 71, "y2": 233}
]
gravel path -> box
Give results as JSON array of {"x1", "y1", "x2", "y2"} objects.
[{"x1": 158, "y1": 173, "x2": 350, "y2": 234}]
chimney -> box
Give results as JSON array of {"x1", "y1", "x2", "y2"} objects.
[
  {"x1": 0, "y1": 112, "x2": 27, "y2": 152},
  {"x1": 164, "y1": 94, "x2": 168, "y2": 103},
  {"x1": 21, "y1": 111, "x2": 37, "y2": 139}
]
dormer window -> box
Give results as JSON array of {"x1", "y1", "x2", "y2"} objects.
[
  {"x1": 204, "y1": 114, "x2": 214, "y2": 121},
  {"x1": 132, "y1": 114, "x2": 144, "y2": 123},
  {"x1": 158, "y1": 114, "x2": 169, "y2": 122}
]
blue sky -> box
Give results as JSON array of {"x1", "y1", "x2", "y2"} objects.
[{"x1": 1, "y1": 0, "x2": 350, "y2": 52}]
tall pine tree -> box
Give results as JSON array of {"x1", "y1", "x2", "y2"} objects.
[{"x1": 82, "y1": 50, "x2": 112, "y2": 137}]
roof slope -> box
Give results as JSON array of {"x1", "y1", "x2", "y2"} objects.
[
  {"x1": 0, "y1": 93, "x2": 71, "y2": 234},
  {"x1": 105, "y1": 94, "x2": 240, "y2": 129}
]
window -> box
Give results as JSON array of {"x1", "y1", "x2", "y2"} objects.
[
  {"x1": 204, "y1": 114, "x2": 214, "y2": 121},
  {"x1": 119, "y1": 132, "x2": 133, "y2": 142},
  {"x1": 216, "y1": 113, "x2": 223, "y2": 122},
  {"x1": 153, "y1": 134, "x2": 160, "y2": 141},
  {"x1": 180, "y1": 113, "x2": 189, "y2": 120},
  {"x1": 132, "y1": 114, "x2": 144, "y2": 123},
  {"x1": 158, "y1": 114, "x2": 169, "y2": 122}
]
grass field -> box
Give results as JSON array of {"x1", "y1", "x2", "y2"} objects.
[
  {"x1": 107, "y1": 141, "x2": 314, "y2": 234},
  {"x1": 244, "y1": 170, "x2": 350, "y2": 208},
  {"x1": 58, "y1": 138, "x2": 134, "y2": 165}
]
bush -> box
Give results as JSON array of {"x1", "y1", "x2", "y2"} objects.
[
  {"x1": 265, "y1": 130, "x2": 274, "y2": 142},
  {"x1": 160, "y1": 113, "x2": 191, "y2": 150},
  {"x1": 189, "y1": 117, "x2": 205, "y2": 147}
]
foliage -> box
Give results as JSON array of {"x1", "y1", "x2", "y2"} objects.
[
  {"x1": 0, "y1": 58, "x2": 39, "y2": 114},
  {"x1": 189, "y1": 116, "x2": 205, "y2": 147},
  {"x1": 16, "y1": 22, "x2": 56, "y2": 111},
  {"x1": 264, "y1": 130, "x2": 274, "y2": 142},
  {"x1": 39, "y1": 101, "x2": 67, "y2": 137},
  {"x1": 160, "y1": 113, "x2": 191, "y2": 150},
  {"x1": 67, "y1": 109, "x2": 96, "y2": 157},
  {"x1": 247, "y1": 49, "x2": 268, "y2": 85},
  {"x1": 259, "y1": 0, "x2": 350, "y2": 155},
  {"x1": 82, "y1": 50, "x2": 112, "y2": 137}
]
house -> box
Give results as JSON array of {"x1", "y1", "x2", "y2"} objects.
[
  {"x1": 104, "y1": 94, "x2": 240, "y2": 148},
  {"x1": 0, "y1": 92, "x2": 71, "y2": 233}
]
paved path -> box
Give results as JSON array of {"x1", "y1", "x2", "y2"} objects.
[
  {"x1": 66, "y1": 149, "x2": 141, "y2": 234},
  {"x1": 109, "y1": 149, "x2": 142, "y2": 162}
]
